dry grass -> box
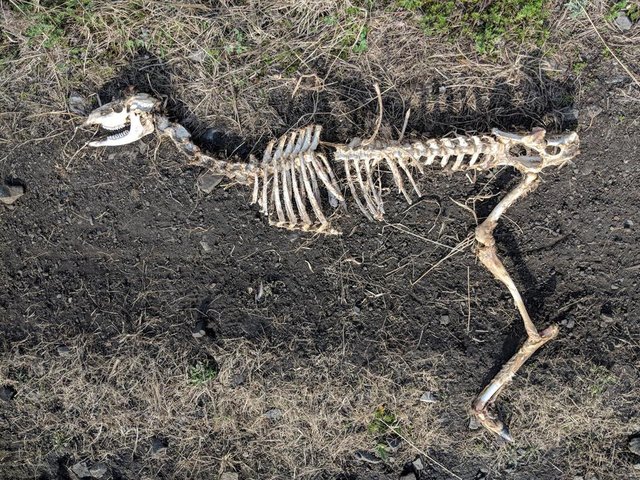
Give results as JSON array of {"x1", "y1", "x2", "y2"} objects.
[
  {"x1": 1, "y1": 329, "x2": 451, "y2": 478},
  {"x1": 1, "y1": 328, "x2": 637, "y2": 478},
  {"x1": 1, "y1": 0, "x2": 639, "y2": 479},
  {"x1": 1, "y1": 0, "x2": 637, "y2": 146}
]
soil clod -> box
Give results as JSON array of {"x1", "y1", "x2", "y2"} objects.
[{"x1": 0, "y1": 385, "x2": 17, "y2": 402}]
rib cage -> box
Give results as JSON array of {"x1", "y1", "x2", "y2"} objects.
[
  {"x1": 250, "y1": 125, "x2": 343, "y2": 235},
  {"x1": 334, "y1": 134, "x2": 503, "y2": 221}
]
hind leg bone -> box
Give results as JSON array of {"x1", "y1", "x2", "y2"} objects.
[{"x1": 472, "y1": 172, "x2": 559, "y2": 441}]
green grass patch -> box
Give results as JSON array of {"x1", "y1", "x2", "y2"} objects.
[
  {"x1": 188, "y1": 360, "x2": 218, "y2": 386},
  {"x1": 396, "y1": 0, "x2": 551, "y2": 55},
  {"x1": 367, "y1": 405, "x2": 400, "y2": 435},
  {"x1": 606, "y1": 1, "x2": 640, "y2": 22}
]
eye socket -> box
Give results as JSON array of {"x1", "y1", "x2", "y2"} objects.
[{"x1": 545, "y1": 145, "x2": 561, "y2": 155}]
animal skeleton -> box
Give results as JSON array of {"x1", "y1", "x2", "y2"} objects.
[{"x1": 84, "y1": 93, "x2": 580, "y2": 442}]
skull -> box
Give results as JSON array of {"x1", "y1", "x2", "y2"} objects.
[{"x1": 84, "y1": 93, "x2": 160, "y2": 147}]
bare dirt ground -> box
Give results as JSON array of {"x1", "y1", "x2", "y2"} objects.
[{"x1": 1, "y1": 1, "x2": 639, "y2": 479}]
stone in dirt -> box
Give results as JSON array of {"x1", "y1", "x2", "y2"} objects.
[
  {"x1": 220, "y1": 473, "x2": 239, "y2": 480},
  {"x1": 197, "y1": 172, "x2": 223, "y2": 194},
  {"x1": 57, "y1": 345, "x2": 71, "y2": 356},
  {"x1": 68, "y1": 93, "x2": 90, "y2": 115},
  {"x1": 191, "y1": 321, "x2": 206, "y2": 338},
  {"x1": 354, "y1": 450, "x2": 381, "y2": 464},
  {"x1": 0, "y1": 184, "x2": 24, "y2": 205},
  {"x1": 264, "y1": 408, "x2": 283, "y2": 420},
  {"x1": 629, "y1": 436, "x2": 640, "y2": 456},
  {"x1": 614, "y1": 14, "x2": 632, "y2": 31},
  {"x1": 400, "y1": 473, "x2": 416, "y2": 480},
  {"x1": 88, "y1": 463, "x2": 108, "y2": 478},
  {"x1": 71, "y1": 461, "x2": 91, "y2": 478},
  {"x1": 420, "y1": 391, "x2": 437, "y2": 403}
]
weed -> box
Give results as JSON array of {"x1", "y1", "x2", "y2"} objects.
[
  {"x1": 587, "y1": 365, "x2": 616, "y2": 396},
  {"x1": 188, "y1": 360, "x2": 218, "y2": 386},
  {"x1": 367, "y1": 405, "x2": 400, "y2": 436},
  {"x1": 565, "y1": 0, "x2": 588, "y2": 18},
  {"x1": 572, "y1": 60, "x2": 587, "y2": 75},
  {"x1": 397, "y1": 0, "x2": 550, "y2": 55},
  {"x1": 607, "y1": 0, "x2": 640, "y2": 22},
  {"x1": 51, "y1": 430, "x2": 72, "y2": 449},
  {"x1": 224, "y1": 28, "x2": 250, "y2": 56},
  {"x1": 20, "y1": 0, "x2": 93, "y2": 49}
]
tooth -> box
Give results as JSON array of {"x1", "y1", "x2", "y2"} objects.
[{"x1": 88, "y1": 112, "x2": 148, "y2": 147}]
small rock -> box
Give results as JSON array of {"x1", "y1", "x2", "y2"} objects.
[
  {"x1": 614, "y1": 14, "x2": 632, "y2": 31},
  {"x1": 605, "y1": 75, "x2": 628, "y2": 85},
  {"x1": 468, "y1": 416, "x2": 481, "y2": 430},
  {"x1": 386, "y1": 437, "x2": 402, "y2": 452},
  {"x1": 71, "y1": 461, "x2": 91, "y2": 478},
  {"x1": 188, "y1": 49, "x2": 207, "y2": 63},
  {"x1": 200, "y1": 241, "x2": 211, "y2": 252},
  {"x1": 150, "y1": 436, "x2": 168, "y2": 455},
  {"x1": 0, "y1": 385, "x2": 16, "y2": 402},
  {"x1": 600, "y1": 313, "x2": 614, "y2": 323},
  {"x1": 197, "y1": 172, "x2": 223, "y2": 194},
  {"x1": 191, "y1": 320, "x2": 206, "y2": 338},
  {"x1": 89, "y1": 463, "x2": 108, "y2": 478},
  {"x1": 439, "y1": 315, "x2": 450, "y2": 326},
  {"x1": 220, "y1": 473, "x2": 239, "y2": 480},
  {"x1": 586, "y1": 105, "x2": 603, "y2": 118},
  {"x1": 264, "y1": 408, "x2": 283, "y2": 420},
  {"x1": 412, "y1": 457, "x2": 424, "y2": 471},
  {"x1": 57, "y1": 345, "x2": 71, "y2": 356},
  {"x1": 629, "y1": 436, "x2": 640, "y2": 455},
  {"x1": 475, "y1": 467, "x2": 489, "y2": 479},
  {"x1": 400, "y1": 473, "x2": 416, "y2": 480},
  {"x1": 419, "y1": 391, "x2": 437, "y2": 403},
  {"x1": 623, "y1": 219, "x2": 634, "y2": 229},
  {"x1": 634, "y1": 463, "x2": 640, "y2": 470},
  {"x1": 559, "y1": 107, "x2": 579, "y2": 122},
  {"x1": 0, "y1": 184, "x2": 24, "y2": 205},
  {"x1": 354, "y1": 450, "x2": 381, "y2": 464},
  {"x1": 69, "y1": 93, "x2": 90, "y2": 115}
]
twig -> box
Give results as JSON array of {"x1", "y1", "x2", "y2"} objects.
[
  {"x1": 381, "y1": 419, "x2": 462, "y2": 480},
  {"x1": 363, "y1": 83, "x2": 383, "y2": 146}
]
